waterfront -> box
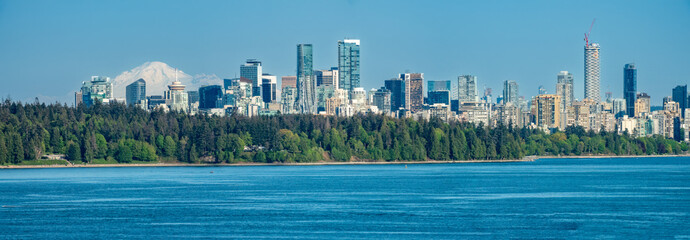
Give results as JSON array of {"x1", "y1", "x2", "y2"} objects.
[{"x1": 1, "y1": 157, "x2": 689, "y2": 239}]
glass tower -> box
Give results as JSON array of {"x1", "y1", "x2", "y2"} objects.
[
  {"x1": 672, "y1": 85, "x2": 687, "y2": 119},
  {"x1": 623, "y1": 63, "x2": 637, "y2": 117},
  {"x1": 240, "y1": 59, "x2": 262, "y2": 97},
  {"x1": 338, "y1": 39, "x2": 360, "y2": 97},
  {"x1": 458, "y1": 75, "x2": 478, "y2": 103},
  {"x1": 502, "y1": 80, "x2": 519, "y2": 105},
  {"x1": 297, "y1": 44, "x2": 315, "y2": 113},
  {"x1": 126, "y1": 78, "x2": 146, "y2": 106}
]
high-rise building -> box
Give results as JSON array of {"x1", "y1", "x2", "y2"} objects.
[
  {"x1": 198, "y1": 85, "x2": 223, "y2": 109},
  {"x1": 164, "y1": 79, "x2": 188, "y2": 112},
  {"x1": 398, "y1": 73, "x2": 412, "y2": 110},
  {"x1": 531, "y1": 94, "x2": 562, "y2": 129},
  {"x1": 427, "y1": 80, "x2": 451, "y2": 92},
  {"x1": 240, "y1": 59, "x2": 262, "y2": 97},
  {"x1": 584, "y1": 43, "x2": 601, "y2": 102},
  {"x1": 125, "y1": 79, "x2": 146, "y2": 106},
  {"x1": 408, "y1": 73, "x2": 424, "y2": 113},
  {"x1": 81, "y1": 76, "x2": 113, "y2": 107},
  {"x1": 384, "y1": 78, "x2": 406, "y2": 111},
  {"x1": 315, "y1": 68, "x2": 339, "y2": 88},
  {"x1": 623, "y1": 63, "x2": 637, "y2": 117},
  {"x1": 502, "y1": 80, "x2": 519, "y2": 105},
  {"x1": 635, "y1": 93, "x2": 651, "y2": 118},
  {"x1": 281, "y1": 76, "x2": 297, "y2": 89},
  {"x1": 556, "y1": 71, "x2": 574, "y2": 110},
  {"x1": 338, "y1": 39, "x2": 360, "y2": 95},
  {"x1": 261, "y1": 74, "x2": 277, "y2": 103},
  {"x1": 428, "y1": 90, "x2": 450, "y2": 105},
  {"x1": 458, "y1": 75, "x2": 478, "y2": 103},
  {"x1": 372, "y1": 88, "x2": 391, "y2": 114},
  {"x1": 297, "y1": 44, "x2": 315, "y2": 113},
  {"x1": 672, "y1": 85, "x2": 687, "y2": 119},
  {"x1": 612, "y1": 98, "x2": 627, "y2": 118}
]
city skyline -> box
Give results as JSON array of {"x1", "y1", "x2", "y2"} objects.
[{"x1": 0, "y1": 0, "x2": 689, "y2": 105}]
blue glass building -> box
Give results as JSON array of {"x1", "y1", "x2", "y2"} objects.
[
  {"x1": 199, "y1": 85, "x2": 223, "y2": 109},
  {"x1": 338, "y1": 39, "x2": 360, "y2": 95},
  {"x1": 623, "y1": 63, "x2": 637, "y2": 117}
]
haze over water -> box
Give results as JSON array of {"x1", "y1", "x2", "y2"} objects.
[{"x1": 1, "y1": 157, "x2": 689, "y2": 239}]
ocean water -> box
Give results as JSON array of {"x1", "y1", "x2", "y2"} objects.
[{"x1": 1, "y1": 157, "x2": 689, "y2": 239}]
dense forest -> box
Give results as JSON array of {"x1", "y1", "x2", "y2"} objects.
[{"x1": 0, "y1": 99, "x2": 687, "y2": 165}]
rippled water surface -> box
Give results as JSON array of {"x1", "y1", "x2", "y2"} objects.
[{"x1": 1, "y1": 157, "x2": 689, "y2": 239}]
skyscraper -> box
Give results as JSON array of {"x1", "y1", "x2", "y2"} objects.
[
  {"x1": 623, "y1": 63, "x2": 637, "y2": 117},
  {"x1": 556, "y1": 71, "x2": 574, "y2": 110},
  {"x1": 372, "y1": 88, "x2": 391, "y2": 114},
  {"x1": 457, "y1": 75, "x2": 478, "y2": 103},
  {"x1": 427, "y1": 80, "x2": 450, "y2": 92},
  {"x1": 297, "y1": 44, "x2": 315, "y2": 113},
  {"x1": 281, "y1": 76, "x2": 297, "y2": 89},
  {"x1": 125, "y1": 78, "x2": 146, "y2": 106},
  {"x1": 672, "y1": 85, "x2": 687, "y2": 119},
  {"x1": 428, "y1": 90, "x2": 450, "y2": 105},
  {"x1": 81, "y1": 76, "x2": 113, "y2": 107},
  {"x1": 584, "y1": 43, "x2": 601, "y2": 102},
  {"x1": 261, "y1": 74, "x2": 277, "y2": 103},
  {"x1": 198, "y1": 85, "x2": 223, "y2": 109},
  {"x1": 240, "y1": 59, "x2": 262, "y2": 97},
  {"x1": 408, "y1": 73, "x2": 424, "y2": 113},
  {"x1": 531, "y1": 94, "x2": 563, "y2": 129},
  {"x1": 384, "y1": 78, "x2": 405, "y2": 111},
  {"x1": 315, "y1": 67, "x2": 339, "y2": 88},
  {"x1": 502, "y1": 80, "x2": 518, "y2": 105},
  {"x1": 398, "y1": 73, "x2": 412, "y2": 110},
  {"x1": 338, "y1": 39, "x2": 360, "y2": 96}
]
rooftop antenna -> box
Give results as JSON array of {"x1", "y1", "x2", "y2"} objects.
[
  {"x1": 584, "y1": 19, "x2": 596, "y2": 46},
  {"x1": 175, "y1": 68, "x2": 178, "y2": 82}
]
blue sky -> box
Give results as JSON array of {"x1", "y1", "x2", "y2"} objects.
[{"x1": 0, "y1": 0, "x2": 688, "y2": 105}]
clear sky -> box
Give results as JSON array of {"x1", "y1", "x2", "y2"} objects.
[{"x1": 0, "y1": 0, "x2": 688, "y2": 105}]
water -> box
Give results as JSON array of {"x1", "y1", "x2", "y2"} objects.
[{"x1": 1, "y1": 157, "x2": 689, "y2": 239}]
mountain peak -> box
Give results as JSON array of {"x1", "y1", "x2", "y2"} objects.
[{"x1": 112, "y1": 62, "x2": 220, "y2": 99}]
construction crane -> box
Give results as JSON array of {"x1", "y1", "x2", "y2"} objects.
[{"x1": 584, "y1": 19, "x2": 596, "y2": 46}]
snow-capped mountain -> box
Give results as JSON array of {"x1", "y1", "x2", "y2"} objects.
[{"x1": 112, "y1": 61, "x2": 222, "y2": 98}]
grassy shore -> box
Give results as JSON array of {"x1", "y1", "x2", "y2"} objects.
[{"x1": 1, "y1": 154, "x2": 688, "y2": 169}]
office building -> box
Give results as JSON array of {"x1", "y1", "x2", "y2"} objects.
[
  {"x1": 502, "y1": 80, "x2": 519, "y2": 105},
  {"x1": 584, "y1": 43, "x2": 601, "y2": 102},
  {"x1": 623, "y1": 63, "x2": 637, "y2": 117},
  {"x1": 261, "y1": 74, "x2": 277, "y2": 103},
  {"x1": 125, "y1": 79, "x2": 146, "y2": 106},
  {"x1": 427, "y1": 80, "x2": 450, "y2": 92},
  {"x1": 372, "y1": 88, "x2": 391, "y2": 114},
  {"x1": 428, "y1": 90, "x2": 450, "y2": 105},
  {"x1": 384, "y1": 78, "x2": 406, "y2": 111},
  {"x1": 458, "y1": 75, "x2": 478, "y2": 103},
  {"x1": 315, "y1": 68, "x2": 339, "y2": 88},
  {"x1": 81, "y1": 76, "x2": 113, "y2": 107},
  {"x1": 338, "y1": 39, "x2": 360, "y2": 95},
  {"x1": 199, "y1": 85, "x2": 223, "y2": 109},
  {"x1": 672, "y1": 85, "x2": 687, "y2": 119},
  {"x1": 297, "y1": 44, "x2": 315, "y2": 113},
  {"x1": 240, "y1": 59, "x2": 262, "y2": 97}
]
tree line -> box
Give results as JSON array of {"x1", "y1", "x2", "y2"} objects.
[{"x1": 0, "y1": 99, "x2": 687, "y2": 165}]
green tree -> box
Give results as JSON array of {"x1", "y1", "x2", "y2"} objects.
[
  {"x1": 163, "y1": 136, "x2": 177, "y2": 157},
  {"x1": 66, "y1": 142, "x2": 81, "y2": 162},
  {"x1": 115, "y1": 143, "x2": 133, "y2": 163}
]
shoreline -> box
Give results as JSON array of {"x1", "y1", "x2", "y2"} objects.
[{"x1": 1, "y1": 154, "x2": 688, "y2": 169}]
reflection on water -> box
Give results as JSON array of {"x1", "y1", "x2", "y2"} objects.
[{"x1": 1, "y1": 157, "x2": 689, "y2": 239}]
